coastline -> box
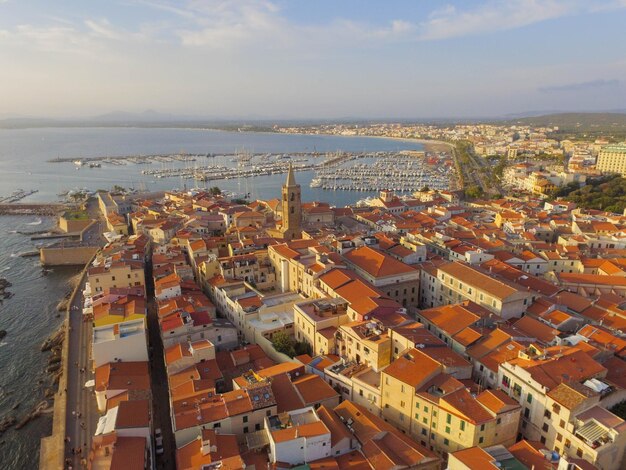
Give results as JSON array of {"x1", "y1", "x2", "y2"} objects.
[{"x1": 273, "y1": 131, "x2": 453, "y2": 153}]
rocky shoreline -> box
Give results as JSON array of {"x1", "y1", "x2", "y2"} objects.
[
  {"x1": 0, "y1": 278, "x2": 13, "y2": 301},
  {"x1": 0, "y1": 325, "x2": 65, "y2": 440}
]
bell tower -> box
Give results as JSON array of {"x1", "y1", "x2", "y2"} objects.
[{"x1": 280, "y1": 162, "x2": 301, "y2": 240}]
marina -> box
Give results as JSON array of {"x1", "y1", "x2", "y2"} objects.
[{"x1": 47, "y1": 149, "x2": 455, "y2": 194}]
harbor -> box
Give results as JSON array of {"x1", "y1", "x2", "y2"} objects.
[{"x1": 45, "y1": 149, "x2": 455, "y2": 194}]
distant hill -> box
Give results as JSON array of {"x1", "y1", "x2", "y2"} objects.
[{"x1": 497, "y1": 112, "x2": 626, "y2": 134}]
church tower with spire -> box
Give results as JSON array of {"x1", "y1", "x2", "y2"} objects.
[{"x1": 280, "y1": 162, "x2": 302, "y2": 240}]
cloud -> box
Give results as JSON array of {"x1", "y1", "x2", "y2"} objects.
[
  {"x1": 418, "y1": 0, "x2": 580, "y2": 41},
  {"x1": 539, "y1": 79, "x2": 621, "y2": 93}
]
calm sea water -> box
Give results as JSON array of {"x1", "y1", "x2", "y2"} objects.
[
  {"x1": 0, "y1": 127, "x2": 423, "y2": 206},
  {"x1": 0, "y1": 127, "x2": 423, "y2": 467},
  {"x1": 0, "y1": 216, "x2": 79, "y2": 469}
]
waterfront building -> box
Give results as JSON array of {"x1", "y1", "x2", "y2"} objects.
[
  {"x1": 92, "y1": 318, "x2": 148, "y2": 368},
  {"x1": 88, "y1": 260, "x2": 146, "y2": 294}
]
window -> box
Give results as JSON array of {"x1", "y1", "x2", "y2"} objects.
[
  {"x1": 527, "y1": 394, "x2": 533, "y2": 404},
  {"x1": 544, "y1": 410, "x2": 551, "y2": 419},
  {"x1": 565, "y1": 439, "x2": 571, "y2": 448},
  {"x1": 540, "y1": 436, "x2": 546, "y2": 444},
  {"x1": 243, "y1": 427, "x2": 249, "y2": 433},
  {"x1": 423, "y1": 417, "x2": 428, "y2": 424},
  {"x1": 556, "y1": 433, "x2": 562, "y2": 442},
  {"x1": 460, "y1": 420, "x2": 465, "y2": 431},
  {"x1": 423, "y1": 406, "x2": 429, "y2": 412},
  {"x1": 524, "y1": 408, "x2": 530, "y2": 419},
  {"x1": 421, "y1": 428, "x2": 427, "y2": 436},
  {"x1": 560, "y1": 419, "x2": 565, "y2": 428},
  {"x1": 542, "y1": 423, "x2": 549, "y2": 432},
  {"x1": 443, "y1": 438, "x2": 449, "y2": 446},
  {"x1": 400, "y1": 401, "x2": 406, "y2": 408},
  {"x1": 415, "y1": 413, "x2": 419, "y2": 420},
  {"x1": 576, "y1": 448, "x2": 583, "y2": 458},
  {"x1": 266, "y1": 410, "x2": 272, "y2": 417},
  {"x1": 496, "y1": 418, "x2": 501, "y2": 425},
  {"x1": 479, "y1": 437, "x2": 484, "y2": 444},
  {"x1": 446, "y1": 414, "x2": 451, "y2": 424},
  {"x1": 243, "y1": 416, "x2": 248, "y2": 423},
  {"x1": 502, "y1": 375, "x2": 511, "y2": 388},
  {"x1": 552, "y1": 404, "x2": 561, "y2": 414},
  {"x1": 480, "y1": 424, "x2": 485, "y2": 432},
  {"x1": 445, "y1": 426, "x2": 450, "y2": 434}
]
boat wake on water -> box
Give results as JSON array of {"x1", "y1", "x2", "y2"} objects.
[{"x1": 26, "y1": 218, "x2": 42, "y2": 226}]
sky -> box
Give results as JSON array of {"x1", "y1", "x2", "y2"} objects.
[{"x1": 1, "y1": 0, "x2": 626, "y2": 119}]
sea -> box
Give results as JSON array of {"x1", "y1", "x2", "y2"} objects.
[{"x1": 0, "y1": 127, "x2": 423, "y2": 467}]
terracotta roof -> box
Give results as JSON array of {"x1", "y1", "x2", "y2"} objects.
[
  {"x1": 508, "y1": 440, "x2": 557, "y2": 470},
  {"x1": 343, "y1": 246, "x2": 416, "y2": 278},
  {"x1": 383, "y1": 348, "x2": 441, "y2": 388},
  {"x1": 547, "y1": 382, "x2": 598, "y2": 410},
  {"x1": 110, "y1": 436, "x2": 146, "y2": 470},
  {"x1": 292, "y1": 374, "x2": 339, "y2": 405},
  {"x1": 450, "y1": 446, "x2": 499, "y2": 469},
  {"x1": 333, "y1": 401, "x2": 438, "y2": 469},
  {"x1": 439, "y1": 261, "x2": 519, "y2": 299},
  {"x1": 115, "y1": 399, "x2": 150, "y2": 429},
  {"x1": 476, "y1": 389, "x2": 520, "y2": 414}
]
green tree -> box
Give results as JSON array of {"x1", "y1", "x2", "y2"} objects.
[
  {"x1": 271, "y1": 331, "x2": 296, "y2": 357},
  {"x1": 465, "y1": 185, "x2": 484, "y2": 199},
  {"x1": 209, "y1": 186, "x2": 221, "y2": 196}
]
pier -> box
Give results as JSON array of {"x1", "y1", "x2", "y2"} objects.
[
  {"x1": 0, "y1": 189, "x2": 39, "y2": 203},
  {"x1": 0, "y1": 203, "x2": 66, "y2": 216}
]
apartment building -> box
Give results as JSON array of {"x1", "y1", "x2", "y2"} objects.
[
  {"x1": 92, "y1": 319, "x2": 148, "y2": 368},
  {"x1": 172, "y1": 383, "x2": 277, "y2": 447},
  {"x1": 542, "y1": 382, "x2": 626, "y2": 470},
  {"x1": 381, "y1": 348, "x2": 520, "y2": 455},
  {"x1": 420, "y1": 261, "x2": 535, "y2": 319},
  {"x1": 342, "y1": 245, "x2": 419, "y2": 308},
  {"x1": 88, "y1": 261, "x2": 146, "y2": 294},
  {"x1": 596, "y1": 142, "x2": 626, "y2": 176},
  {"x1": 294, "y1": 297, "x2": 349, "y2": 356},
  {"x1": 266, "y1": 407, "x2": 332, "y2": 466},
  {"x1": 336, "y1": 319, "x2": 392, "y2": 371},
  {"x1": 497, "y1": 344, "x2": 607, "y2": 443}
]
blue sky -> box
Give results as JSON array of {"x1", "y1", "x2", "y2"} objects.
[{"x1": 1, "y1": 0, "x2": 625, "y2": 119}]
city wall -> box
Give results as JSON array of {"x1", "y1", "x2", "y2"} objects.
[
  {"x1": 40, "y1": 245, "x2": 99, "y2": 266},
  {"x1": 39, "y1": 265, "x2": 90, "y2": 469}
]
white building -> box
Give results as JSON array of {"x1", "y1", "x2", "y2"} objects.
[
  {"x1": 92, "y1": 319, "x2": 148, "y2": 368},
  {"x1": 266, "y1": 407, "x2": 331, "y2": 466}
]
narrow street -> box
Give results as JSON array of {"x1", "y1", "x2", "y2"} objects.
[
  {"x1": 63, "y1": 197, "x2": 107, "y2": 469},
  {"x1": 145, "y1": 265, "x2": 176, "y2": 470},
  {"x1": 64, "y1": 278, "x2": 98, "y2": 469}
]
